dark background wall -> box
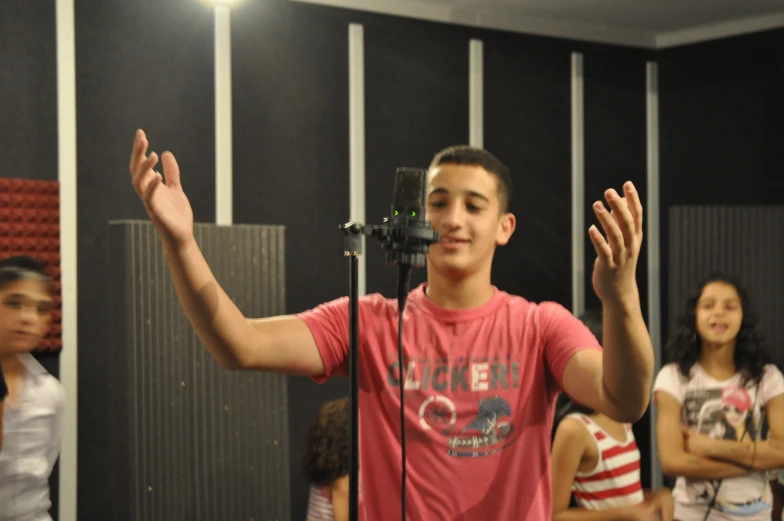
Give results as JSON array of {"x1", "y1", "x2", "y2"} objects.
[
  {"x1": 2, "y1": 0, "x2": 783, "y2": 519},
  {"x1": 73, "y1": 1, "x2": 217, "y2": 520},
  {"x1": 658, "y1": 28, "x2": 784, "y2": 351}
]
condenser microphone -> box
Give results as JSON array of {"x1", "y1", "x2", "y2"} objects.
[{"x1": 367, "y1": 167, "x2": 439, "y2": 269}]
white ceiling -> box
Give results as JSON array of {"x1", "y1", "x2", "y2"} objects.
[{"x1": 289, "y1": 0, "x2": 784, "y2": 48}]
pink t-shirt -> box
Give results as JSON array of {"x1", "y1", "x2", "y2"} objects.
[{"x1": 298, "y1": 283, "x2": 600, "y2": 521}]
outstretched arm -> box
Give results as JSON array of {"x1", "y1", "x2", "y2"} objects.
[
  {"x1": 563, "y1": 182, "x2": 653, "y2": 423},
  {"x1": 128, "y1": 130, "x2": 324, "y2": 375}
]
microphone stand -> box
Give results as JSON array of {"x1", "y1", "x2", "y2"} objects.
[
  {"x1": 339, "y1": 204, "x2": 438, "y2": 521},
  {"x1": 339, "y1": 221, "x2": 364, "y2": 521}
]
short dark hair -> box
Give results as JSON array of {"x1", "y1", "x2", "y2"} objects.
[
  {"x1": 429, "y1": 145, "x2": 513, "y2": 213},
  {"x1": 301, "y1": 397, "x2": 349, "y2": 488},
  {"x1": 0, "y1": 255, "x2": 50, "y2": 292}
]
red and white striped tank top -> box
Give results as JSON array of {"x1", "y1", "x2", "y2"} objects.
[
  {"x1": 568, "y1": 413, "x2": 644, "y2": 510},
  {"x1": 305, "y1": 485, "x2": 334, "y2": 521}
]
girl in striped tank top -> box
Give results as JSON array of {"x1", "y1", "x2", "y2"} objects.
[
  {"x1": 551, "y1": 310, "x2": 674, "y2": 521},
  {"x1": 302, "y1": 397, "x2": 350, "y2": 521}
]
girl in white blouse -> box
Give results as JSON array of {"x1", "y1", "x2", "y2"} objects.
[{"x1": 0, "y1": 256, "x2": 64, "y2": 521}]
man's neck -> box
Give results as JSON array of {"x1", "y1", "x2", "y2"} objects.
[{"x1": 424, "y1": 269, "x2": 495, "y2": 310}]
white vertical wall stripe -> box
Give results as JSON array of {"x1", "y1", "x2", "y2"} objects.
[
  {"x1": 349, "y1": 24, "x2": 366, "y2": 296},
  {"x1": 469, "y1": 39, "x2": 484, "y2": 148},
  {"x1": 55, "y1": 0, "x2": 77, "y2": 520},
  {"x1": 215, "y1": 5, "x2": 234, "y2": 225},
  {"x1": 571, "y1": 52, "x2": 585, "y2": 316},
  {"x1": 646, "y1": 60, "x2": 663, "y2": 490}
]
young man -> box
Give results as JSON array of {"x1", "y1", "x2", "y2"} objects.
[{"x1": 128, "y1": 129, "x2": 654, "y2": 520}]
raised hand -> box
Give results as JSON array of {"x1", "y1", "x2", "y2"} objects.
[
  {"x1": 129, "y1": 130, "x2": 194, "y2": 248},
  {"x1": 588, "y1": 181, "x2": 643, "y2": 306}
]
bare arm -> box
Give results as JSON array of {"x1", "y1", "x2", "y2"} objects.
[
  {"x1": 330, "y1": 476, "x2": 349, "y2": 521},
  {"x1": 692, "y1": 394, "x2": 784, "y2": 471},
  {"x1": 129, "y1": 130, "x2": 324, "y2": 375},
  {"x1": 562, "y1": 343, "x2": 651, "y2": 426},
  {"x1": 599, "y1": 296, "x2": 654, "y2": 422},
  {"x1": 655, "y1": 391, "x2": 748, "y2": 480},
  {"x1": 551, "y1": 418, "x2": 643, "y2": 521},
  {"x1": 162, "y1": 239, "x2": 324, "y2": 375},
  {"x1": 571, "y1": 182, "x2": 653, "y2": 423}
]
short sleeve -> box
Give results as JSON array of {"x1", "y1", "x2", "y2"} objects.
[
  {"x1": 297, "y1": 297, "x2": 351, "y2": 382},
  {"x1": 297, "y1": 294, "x2": 387, "y2": 383},
  {"x1": 759, "y1": 364, "x2": 784, "y2": 406},
  {"x1": 539, "y1": 302, "x2": 602, "y2": 389},
  {"x1": 653, "y1": 363, "x2": 687, "y2": 404}
]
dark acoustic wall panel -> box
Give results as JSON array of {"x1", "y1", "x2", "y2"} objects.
[
  {"x1": 658, "y1": 28, "x2": 784, "y2": 357},
  {"x1": 483, "y1": 32, "x2": 572, "y2": 307},
  {"x1": 363, "y1": 16, "x2": 470, "y2": 297},
  {"x1": 582, "y1": 48, "x2": 648, "y2": 316},
  {"x1": 581, "y1": 45, "x2": 651, "y2": 486},
  {"x1": 107, "y1": 221, "x2": 289, "y2": 521},
  {"x1": 0, "y1": 0, "x2": 58, "y2": 185},
  {"x1": 75, "y1": 2, "x2": 216, "y2": 519},
  {"x1": 229, "y1": 3, "x2": 354, "y2": 517},
  {"x1": 668, "y1": 206, "x2": 784, "y2": 370}
]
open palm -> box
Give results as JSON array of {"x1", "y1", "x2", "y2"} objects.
[
  {"x1": 588, "y1": 181, "x2": 643, "y2": 305},
  {"x1": 129, "y1": 130, "x2": 194, "y2": 246}
]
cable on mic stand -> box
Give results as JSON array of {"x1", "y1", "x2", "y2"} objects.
[{"x1": 339, "y1": 167, "x2": 438, "y2": 521}]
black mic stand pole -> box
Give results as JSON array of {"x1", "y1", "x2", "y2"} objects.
[{"x1": 339, "y1": 221, "x2": 364, "y2": 521}]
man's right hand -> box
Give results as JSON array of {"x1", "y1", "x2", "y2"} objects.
[{"x1": 129, "y1": 129, "x2": 194, "y2": 249}]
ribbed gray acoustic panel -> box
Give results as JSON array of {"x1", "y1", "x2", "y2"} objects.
[
  {"x1": 668, "y1": 206, "x2": 784, "y2": 367},
  {"x1": 109, "y1": 220, "x2": 290, "y2": 521}
]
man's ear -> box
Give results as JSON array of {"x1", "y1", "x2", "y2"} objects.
[{"x1": 496, "y1": 212, "x2": 516, "y2": 246}]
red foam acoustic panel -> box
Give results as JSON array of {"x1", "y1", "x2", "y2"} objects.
[{"x1": 0, "y1": 178, "x2": 62, "y2": 352}]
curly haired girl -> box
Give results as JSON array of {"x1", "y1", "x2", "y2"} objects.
[{"x1": 302, "y1": 397, "x2": 351, "y2": 521}]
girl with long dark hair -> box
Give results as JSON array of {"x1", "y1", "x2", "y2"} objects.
[{"x1": 654, "y1": 273, "x2": 784, "y2": 521}]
